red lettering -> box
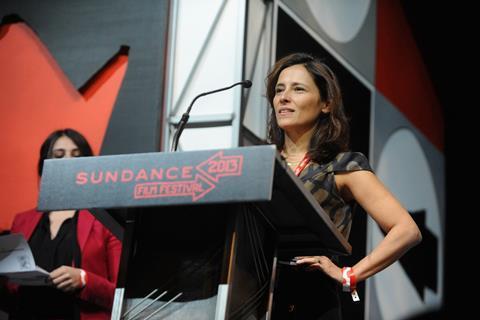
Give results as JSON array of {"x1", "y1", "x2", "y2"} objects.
[
  {"x1": 105, "y1": 171, "x2": 118, "y2": 183},
  {"x1": 182, "y1": 166, "x2": 193, "y2": 179},
  {"x1": 74, "y1": 165, "x2": 205, "y2": 187},
  {"x1": 208, "y1": 161, "x2": 217, "y2": 173},
  {"x1": 135, "y1": 169, "x2": 148, "y2": 181},
  {"x1": 121, "y1": 170, "x2": 133, "y2": 182},
  {"x1": 166, "y1": 167, "x2": 178, "y2": 180},
  {"x1": 91, "y1": 171, "x2": 103, "y2": 184},
  {"x1": 159, "y1": 184, "x2": 169, "y2": 194},
  {"x1": 208, "y1": 159, "x2": 238, "y2": 173},
  {"x1": 76, "y1": 172, "x2": 88, "y2": 185},
  {"x1": 228, "y1": 159, "x2": 238, "y2": 172},
  {"x1": 150, "y1": 168, "x2": 164, "y2": 180}
]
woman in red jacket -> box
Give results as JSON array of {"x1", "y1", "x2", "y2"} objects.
[{"x1": 2, "y1": 128, "x2": 122, "y2": 320}]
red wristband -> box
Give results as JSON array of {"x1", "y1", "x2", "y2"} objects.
[
  {"x1": 347, "y1": 268, "x2": 356, "y2": 291},
  {"x1": 80, "y1": 269, "x2": 87, "y2": 288},
  {"x1": 341, "y1": 267, "x2": 360, "y2": 302}
]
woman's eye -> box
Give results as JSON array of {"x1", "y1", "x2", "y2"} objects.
[
  {"x1": 52, "y1": 151, "x2": 65, "y2": 158},
  {"x1": 294, "y1": 87, "x2": 305, "y2": 91},
  {"x1": 72, "y1": 150, "x2": 82, "y2": 157}
]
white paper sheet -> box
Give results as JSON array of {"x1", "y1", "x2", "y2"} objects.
[{"x1": 0, "y1": 234, "x2": 51, "y2": 286}]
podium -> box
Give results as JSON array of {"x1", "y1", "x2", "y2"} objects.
[{"x1": 38, "y1": 145, "x2": 350, "y2": 319}]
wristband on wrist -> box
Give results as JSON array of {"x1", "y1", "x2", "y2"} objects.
[
  {"x1": 342, "y1": 267, "x2": 360, "y2": 302},
  {"x1": 80, "y1": 269, "x2": 87, "y2": 288}
]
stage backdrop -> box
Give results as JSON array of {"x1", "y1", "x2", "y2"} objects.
[{"x1": 0, "y1": 0, "x2": 169, "y2": 232}]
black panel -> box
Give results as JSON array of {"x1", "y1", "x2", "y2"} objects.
[{"x1": 1, "y1": 0, "x2": 169, "y2": 153}]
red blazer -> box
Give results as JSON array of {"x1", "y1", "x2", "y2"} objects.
[{"x1": 9, "y1": 208, "x2": 122, "y2": 320}]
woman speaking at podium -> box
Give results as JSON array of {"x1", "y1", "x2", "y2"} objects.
[
  {"x1": 1, "y1": 129, "x2": 122, "y2": 319},
  {"x1": 266, "y1": 53, "x2": 422, "y2": 319}
]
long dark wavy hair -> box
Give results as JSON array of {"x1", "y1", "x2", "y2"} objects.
[
  {"x1": 38, "y1": 128, "x2": 93, "y2": 176},
  {"x1": 266, "y1": 53, "x2": 350, "y2": 164}
]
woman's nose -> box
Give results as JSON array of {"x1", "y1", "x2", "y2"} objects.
[
  {"x1": 279, "y1": 89, "x2": 290, "y2": 102},
  {"x1": 63, "y1": 151, "x2": 74, "y2": 158}
]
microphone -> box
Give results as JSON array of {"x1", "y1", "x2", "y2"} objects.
[{"x1": 171, "y1": 80, "x2": 252, "y2": 151}]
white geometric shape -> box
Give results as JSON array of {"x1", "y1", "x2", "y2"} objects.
[
  {"x1": 178, "y1": 127, "x2": 233, "y2": 151},
  {"x1": 372, "y1": 128, "x2": 443, "y2": 319},
  {"x1": 305, "y1": 0, "x2": 371, "y2": 43},
  {"x1": 173, "y1": 0, "x2": 243, "y2": 116},
  {"x1": 163, "y1": 0, "x2": 247, "y2": 151},
  {"x1": 242, "y1": 16, "x2": 271, "y2": 140}
]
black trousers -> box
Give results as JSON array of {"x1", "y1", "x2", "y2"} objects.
[{"x1": 272, "y1": 265, "x2": 342, "y2": 320}]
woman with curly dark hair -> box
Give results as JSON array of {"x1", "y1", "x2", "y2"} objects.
[{"x1": 267, "y1": 53, "x2": 422, "y2": 319}]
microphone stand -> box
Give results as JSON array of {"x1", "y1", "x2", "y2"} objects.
[{"x1": 171, "y1": 80, "x2": 252, "y2": 152}]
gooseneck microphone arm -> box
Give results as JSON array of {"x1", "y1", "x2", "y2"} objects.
[{"x1": 171, "y1": 80, "x2": 252, "y2": 152}]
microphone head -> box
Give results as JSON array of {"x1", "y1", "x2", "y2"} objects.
[{"x1": 242, "y1": 80, "x2": 252, "y2": 88}]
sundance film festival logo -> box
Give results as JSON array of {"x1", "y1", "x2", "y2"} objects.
[{"x1": 76, "y1": 151, "x2": 243, "y2": 201}]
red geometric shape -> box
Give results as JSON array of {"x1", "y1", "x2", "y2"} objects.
[
  {"x1": 376, "y1": 0, "x2": 443, "y2": 151},
  {"x1": 0, "y1": 22, "x2": 129, "y2": 231}
]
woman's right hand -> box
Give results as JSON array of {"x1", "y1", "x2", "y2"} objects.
[
  {"x1": 50, "y1": 266, "x2": 85, "y2": 293},
  {"x1": 294, "y1": 256, "x2": 343, "y2": 284}
]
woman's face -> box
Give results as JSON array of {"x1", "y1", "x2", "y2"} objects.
[
  {"x1": 273, "y1": 64, "x2": 329, "y2": 135},
  {"x1": 50, "y1": 136, "x2": 81, "y2": 159}
]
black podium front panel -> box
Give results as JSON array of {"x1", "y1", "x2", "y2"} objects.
[
  {"x1": 38, "y1": 145, "x2": 276, "y2": 211},
  {"x1": 38, "y1": 145, "x2": 351, "y2": 255}
]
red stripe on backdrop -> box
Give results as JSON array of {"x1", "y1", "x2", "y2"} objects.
[{"x1": 376, "y1": 0, "x2": 444, "y2": 151}]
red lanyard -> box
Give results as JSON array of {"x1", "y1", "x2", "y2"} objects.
[{"x1": 294, "y1": 154, "x2": 311, "y2": 176}]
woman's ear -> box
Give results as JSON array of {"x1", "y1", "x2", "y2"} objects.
[{"x1": 320, "y1": 101, "x2": 331, "y2": 114}]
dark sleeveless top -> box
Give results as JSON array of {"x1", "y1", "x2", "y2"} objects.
[
  {"x1": 272, "y1": 152, "x2": 373, "y2": 320},
  {"x1": 298, "y1": 152, "x2": 373, "y2": 239}
]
